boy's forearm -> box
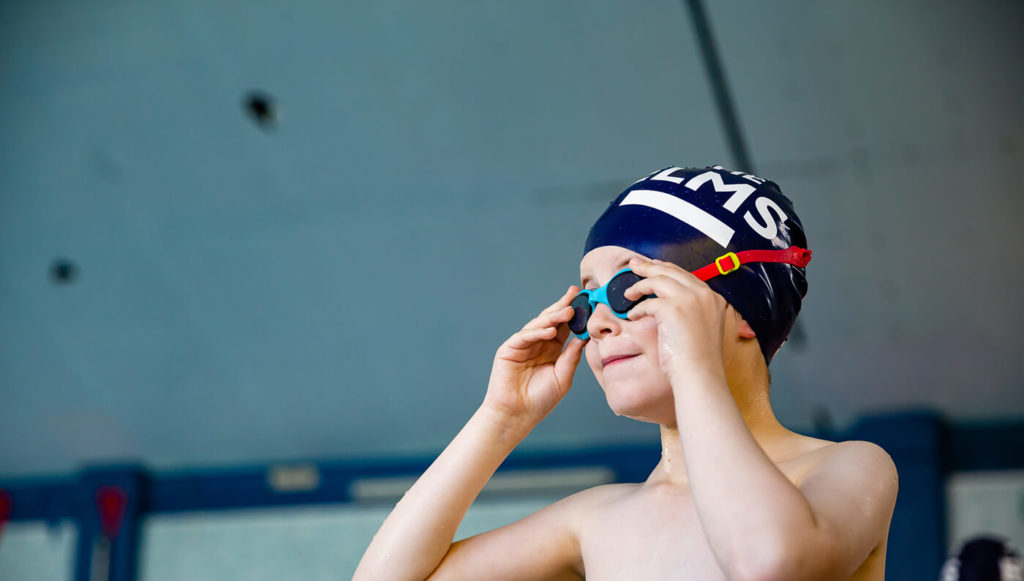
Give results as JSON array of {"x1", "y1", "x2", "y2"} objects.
[
  {"x1": 353, "y1": 405, "x2": 533, "y2": 581},
  {"x1": 671, "y1": 368, "x2": 820, "y2": 580}
]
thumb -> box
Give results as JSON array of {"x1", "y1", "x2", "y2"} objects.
[{"x1": 554, "y1": 336, "x2": 587, "y2": 387}]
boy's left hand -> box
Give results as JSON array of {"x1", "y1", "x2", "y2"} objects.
[{"x1": 623, "y1": 256, "x2": 729, "y2": 383}]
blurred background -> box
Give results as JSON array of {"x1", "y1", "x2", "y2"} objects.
[{"x1": 1, "y1": 0, "x2": 1022, "y2": 579}]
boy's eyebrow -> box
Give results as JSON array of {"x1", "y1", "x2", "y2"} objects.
[{"x1": 580, "y1": 257, "x2": 631, "y2": 288}]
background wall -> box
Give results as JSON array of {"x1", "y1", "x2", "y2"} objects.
[{"x1": 1, "y1": 0, "x2": 1022, "y2": 579}]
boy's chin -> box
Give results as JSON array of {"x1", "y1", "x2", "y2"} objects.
[
  {"x1": 603, "y1": 391, "x2": 675, "y2": 425},
  {"x1": 616, "y1": 410, "x2": 673, "y2": 425}
]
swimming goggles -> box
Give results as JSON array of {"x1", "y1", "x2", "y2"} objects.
[
  {"x1": 568, "y1": 268, "x2": 645, "y2": 340},
  {"x1": 568, "y1": 246, "x2": 812, "y2": 339}
]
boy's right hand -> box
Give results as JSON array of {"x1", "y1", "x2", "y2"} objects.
[{"x1": 482, "y1": 285, "x2": 587, "y2": 429}]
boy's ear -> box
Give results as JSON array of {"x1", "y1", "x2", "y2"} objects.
[{"x1": 735, "y1": 311, "x2": 757, "y2": 339}]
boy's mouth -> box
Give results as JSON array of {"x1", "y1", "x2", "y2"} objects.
[{"x1": 601, "y1": 354, "x2": 638, "y2": 368}]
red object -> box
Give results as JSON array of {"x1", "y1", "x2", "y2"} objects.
[
  {"x1": 691, "y1": 246, "x2": 813, "y2": 282},
  {"x1": 96, "y1": 486, "x2": 128, "y2": 539},
  {"x1": 0, "y1": 490, "x2": 11, "y2": 542}
]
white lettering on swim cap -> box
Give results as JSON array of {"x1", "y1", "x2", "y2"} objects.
[
  {"x1": 679, "y1": 169, "x2": 788, "y2": 242},
  {"x1": 685, "y1": 170, "x2": 758, "y2": 213},
  {"x1": 620, "y1": 189, "x2": 735, "y2": 248},
  {"x1": 744, "y1": 196, "x2": 789, "y2": 240},
  {"x1": 712, "y1": 165, "x2": 766, "y2": 185},
  {"x1": 649, "y1": 166, "x2": 688, "y2": 184}
]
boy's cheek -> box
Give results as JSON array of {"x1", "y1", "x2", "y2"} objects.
[
  {"x1": 628, "y1": 316, "x2": 661, "y2": 346},
  {"x1": 583, "y1": 343, "x2": 601, "y2": 373}
]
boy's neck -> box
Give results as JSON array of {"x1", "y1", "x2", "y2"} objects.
[{"x1": 651, "y1": 376, "x2": 791, "y2": 487}]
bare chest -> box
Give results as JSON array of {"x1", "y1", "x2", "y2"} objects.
[
  {"x1": 577, "y1": 487, "x2": 727, "y2": 581},
  {"x1": 574, "y1": 481, "x2": 887, "y2": 581}
]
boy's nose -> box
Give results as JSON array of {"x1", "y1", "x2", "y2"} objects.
[{"x1": 586, "y1": 302, "x2": 622, "y2": 339}]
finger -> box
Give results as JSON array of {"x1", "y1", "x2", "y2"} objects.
[
  {"x1": 525, "y1": 305, "x2": 575, "y2": 331},
  {"x1": 625, "y1": 296, "x2": 662, "y2": 321},
  {"x1": 554, "y1": 310, "x2": 581, "y2": 344},
  {"x1": 622, "y1": 275, "x2": 690, "y2": 302},
  {"x1": 554, "y1": 335, "x2": 586, "y2": 384},
  {"x1": 628, "y1": 256, "x2": 700, "y2": 280},
  {"x1": 628, "y1": 256, "x2": 695, "y2": 280},
  {"x1": 626, "y1": 283, "x2": 725, "y2": 322},
  {"x1": 625, "y1": 267, "x2": 705, "y2": 300},
  {"x1": 504, "y1": 326, "x2": 559, "y2": 350},
  {"x1": 622, "y1": 295, "x2": 655, "y2": 323},
  {"x1": 538, "y1": 285, "x2": 581, "y2": 317}
]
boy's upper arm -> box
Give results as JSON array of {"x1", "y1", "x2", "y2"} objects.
[
  {"x1": 426, "y1": 486, "x2": 613, "y2": 581},
  {"x1": 797, "y1": 440, "x2": 899, "y2": 576}
]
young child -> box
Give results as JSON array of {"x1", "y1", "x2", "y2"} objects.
[{"x1": 354, "y1": 165, "x2": 899, "y2": 581}]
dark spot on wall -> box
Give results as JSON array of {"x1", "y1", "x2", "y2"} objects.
[
  {"x1": 243, "y1": 91, "x2": 278, "y2": 131},
  {"x1": 50, "y1": 259, "x2": 78, "y2": 284}
]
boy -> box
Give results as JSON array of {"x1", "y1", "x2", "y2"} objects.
[{"x1": 354, "y1": 165, "x2": 898, "y2": 580}]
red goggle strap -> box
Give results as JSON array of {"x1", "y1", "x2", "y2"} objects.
[{"x1": 691, "y1": 246, "x2": 813, "y2": 282}]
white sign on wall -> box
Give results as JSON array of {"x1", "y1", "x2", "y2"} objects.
[{"x1": 947, "y1": 470, "x2": 1024, "y2": 551}]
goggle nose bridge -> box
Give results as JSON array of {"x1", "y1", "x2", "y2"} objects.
[{"x1": 582, "y1": 283, "x2": 632, "y2": 318}]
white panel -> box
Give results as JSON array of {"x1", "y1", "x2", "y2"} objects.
[
  {"x1": 0, "y1": 521, "x2": 77, "y2": 581},
  {"x1": 947, "y1": 470, "x2": 1024, "y2": 550}
]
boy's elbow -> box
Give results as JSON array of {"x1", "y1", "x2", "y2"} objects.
[
  {"x1": 725, "y1": 551, "x2": 788, "y2": 581},
  {"x1": 726, "y1": 540, "x2": 844, "y2": 581}
]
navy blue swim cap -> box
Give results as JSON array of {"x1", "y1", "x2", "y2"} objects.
[{"x1": 584, "y1": 165, "x2": 810, "y2": 364}]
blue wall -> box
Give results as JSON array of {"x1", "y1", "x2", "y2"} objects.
[{"x1": 4, "y1": 410, "x2": 1023, "y2": 581}]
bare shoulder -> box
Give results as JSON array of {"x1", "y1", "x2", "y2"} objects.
[
  {"x1": 799, "y1": 440, "x2": 899, "y2": 577},
  {"x1": 566, "y1": 481, "x2": 640, "y2": 502},
  {"x1": 798, "y1": 439, "x2": 898, "y2": 486},
  {"x1": 555, "y1": 482, "x2": 641, "y2": 526},
  {"x1": 795, "y1": 438, "x2": 899, "y2": 549}
]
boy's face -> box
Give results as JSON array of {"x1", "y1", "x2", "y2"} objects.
[{"x1": 579, "y1": 245, "x2": 677, "y2": 425}]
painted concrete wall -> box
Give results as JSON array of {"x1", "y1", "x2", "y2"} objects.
[{"x1": 1, "y1": 0, "x2": 1021, "y2": 485}]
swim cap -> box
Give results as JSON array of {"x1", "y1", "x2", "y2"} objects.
[{"x1": 583, "y1": 165, "x2": 810, "y2": 364}]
